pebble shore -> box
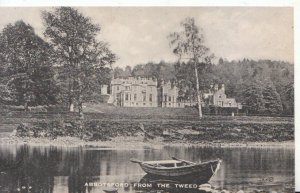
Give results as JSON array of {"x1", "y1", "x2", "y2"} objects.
[{"x1": 0, "y1": 135, "x2": 294, "y2": 148}]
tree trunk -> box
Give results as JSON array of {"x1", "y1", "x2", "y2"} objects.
[
  {"x1": 24, "y1": 80, "x2": 29, "y2": 112},
  {"x1": 69, "y1": 94, "x2": 74, "y2": 112},
  {"x1": 194, "y1": 64, "x2": 202, "y2": 119},
  {"x1": 78, "y1": 99, "x2": 84, "y2": 119},
  {"x1": 77, "y1": 76, "x2": 84, "y2": 120},
  {"x1": 24, "y1": 101, "x2": 28, "y2": 112},
  {"x1": 69, "y1": 102, "x2": 74, "y2": 112},
  {"x1": 68, "y1": 78, "x2": 74, "y2": 112}
]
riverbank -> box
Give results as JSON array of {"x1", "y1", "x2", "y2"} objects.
[
  {"x1": 0, "y1": 135, "x2": 294, "y2": 148},
  {"x1": 0, "y1": 107, "x2": 294, "y2": 148},
  {"x1": 11, "y1": 116, "x2": 293, "y2": 143}
]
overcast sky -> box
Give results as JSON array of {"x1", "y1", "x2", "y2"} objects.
[{"x1": 0, "y1": 7, "x2": 294, "y2": 68}]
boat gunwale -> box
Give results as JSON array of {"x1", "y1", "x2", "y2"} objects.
[{"x1": 140, "y1": 159, "x2": 220, "y2": 171}]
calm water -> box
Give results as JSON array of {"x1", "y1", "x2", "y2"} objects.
[{"x1": 0, "y1": 144, "x2": 294, "y2": 193}]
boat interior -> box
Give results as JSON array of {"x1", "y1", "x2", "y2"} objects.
[{"x1": 144, "y1": 160, "x2": 191, "y2": 168}]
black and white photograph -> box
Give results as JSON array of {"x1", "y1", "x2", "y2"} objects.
[{"x1": 0, "y1": 3, "x2": 295, "y2": 193}]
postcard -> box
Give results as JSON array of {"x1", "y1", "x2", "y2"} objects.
[{"x1": 0, "y1": 5, "x2": 295, "y2": 193}]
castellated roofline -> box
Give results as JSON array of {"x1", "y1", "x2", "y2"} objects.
[
  {"x1": 111, "y1": 76, "x2": 157, "y2": 86},
  {"x1": 209, "y1": 83, "x2": 225, "y2": 92}
]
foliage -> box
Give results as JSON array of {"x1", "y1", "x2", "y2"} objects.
[
  {"x1": 168, "y1": 17, "x2": 214, "y2": 118},
  {"x1": 42, "y1": 7, "x2": 116, "y2": 117},
  {"x1": 0, "y1": 21, "x2": 57, "y2": 109},
  {"x1": 261, "y1": 80, "x2": 283, "y2": 114},
  {"x1": 114, "y1": 66, "x2": 132, "y2": 78},
  {"x1": 174, "y1": 61, "x2": 216, "y2": 101},
  {"x1": 111, "y1": 58, "x2": 293, "y2": 115},
  {"x1": 113, "y1": 61, "x2": 176, "y2": 86},
  {"x1": 217, "y1": 59, "x2": 293, "y2": 115}
]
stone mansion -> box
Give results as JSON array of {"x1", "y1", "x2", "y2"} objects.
[{"x1": 103, "y1": 77, "x2": 241, "y2": 109}]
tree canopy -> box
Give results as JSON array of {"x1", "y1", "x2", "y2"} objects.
[
  {"x1": 43, "y1": 7, "x2": 116, "y2": 117},
  {"x1": 0, "y1": 20, "x2": 57, "y2": 110}
]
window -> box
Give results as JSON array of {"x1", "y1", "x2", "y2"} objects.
[
  {"x1": 173, "y1": 96, "x2": 174, "y2": 102},
  {"x1": 168, "y1": 96, "x2": 171, "y2": 101},
  {"x1": 125, "y1": 86, "x2": 130, "y2": 90},
  {"x1": 117, "y1": 86, "x2": 119, "y2": 91},
  {"x1": 134, "y1": 94, "x2": 137, "y2": 101},
  {"x1": 218, "y1": 101, "x2": 223, "y2": 107},
  {"x1": 125, "y1": 93, "x2": 129, "y2": 101},
  {"x1": 229, "y1": 102, "x2": 232, "y2": 107},
  {"x1": 219, "y1": 95, "x2": 222, "y2": 98},
  {"x1": 164, "y1": 95, "x2": 167, "y2": 101},
  {"x1": 149, "y1": 94, "x2": 153, "y2": 102},
  {"x1": 143, "y1": 93, "x2": 146, "y2": 101},
  {"x1": 143, "y1": 103, "x2": 146, "y2": 106}
]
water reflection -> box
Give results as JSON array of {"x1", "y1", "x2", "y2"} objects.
[{"x1": 0, "y1": 144, "x2": 294, "y2": 193}]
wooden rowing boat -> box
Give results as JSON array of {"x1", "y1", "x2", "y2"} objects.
[
  {"x1": 131, "y1": 157, "x2": 221, "y2": 183},
  {"x1": 102, "y1": 188, "x2": 118, "y2": 193}
]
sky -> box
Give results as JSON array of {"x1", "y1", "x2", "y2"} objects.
[{"x1": 0, "y1": 7, "x2": 294, "y2": 68}]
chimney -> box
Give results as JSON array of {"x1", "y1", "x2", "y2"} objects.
[
  {"x1": 214, "y1": 84, "x2": 218, "y2": 91},
  {"x1": 221, "y1": 84, "x2": 225, "y2": 92}
]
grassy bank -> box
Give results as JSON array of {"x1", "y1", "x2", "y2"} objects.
[
  {"x1": 12, "y1": 117, "x2": 294, "y2": 144},
  {"x1": 0, "y1": 104, "x2": 294, "y2": 146}
]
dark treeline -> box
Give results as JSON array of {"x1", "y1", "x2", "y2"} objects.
[
  {"x1": 215, "y1": 58, "x2": 294, "y2": 115},
  {"x1": 114, "y1": 61, "x2": 176, "y2": 85},
  {"x1": 114, "y1": 58, "x2": 294, "y2": 115}
]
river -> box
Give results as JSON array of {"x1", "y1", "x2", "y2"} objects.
[{"x1": 0, "y1": 144, "x2": 294, "y2": 193}]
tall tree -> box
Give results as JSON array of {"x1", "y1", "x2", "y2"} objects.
[
  {"x1": 262, "y1": 80, "x2": 283, "y2": 114},
  {"x1": 124, "y1": 65, "x2": 132, "y2": 77},
  {"x1": 113, "y1": 67, "x2": 125, "y2": 78},
  {"x1": 0, "y1": 20, "x2": 56, "y2": 110},
  {"x1": 175, "y1": 61, "x2": 217, "y2": 102},
  {"x1": 169, "y1": 17, "x2": 213, "y2": 119},
  {"x1": 237, "y1": 79, "x2": 265, "y2": 114},
  {"x1": 43, "y1": 7, "x2": 116, "y2": 118}
]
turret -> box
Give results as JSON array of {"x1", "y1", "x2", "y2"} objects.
[
  {"x1": 221, "y1": 84, "x2": 225, "y2": 92},
  {"x1": 214, "y1": 84, "x2": 219, "y2": 91}
]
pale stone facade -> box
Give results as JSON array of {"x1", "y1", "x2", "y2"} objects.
[
  {"x1": 100, "y1": 85, "x2": 108, "y2": 95},
  {"x1": 108, "y1": 77, "x2": 240, "y2": 109},
  {"x1": 110, "y1": 77, "x2": 158, "y2": 107},
  {"x1": 158, "y1": 81, "x2": 197, "y2": 108},
  {"x1": 204, "y1": 84, "x2": 242, "y2": 109}
]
